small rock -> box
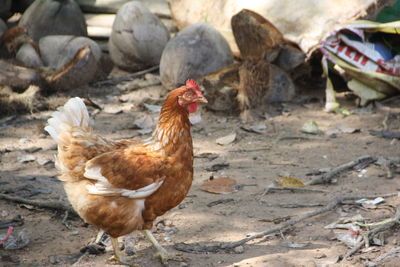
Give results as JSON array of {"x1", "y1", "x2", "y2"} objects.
[
  {"x1": 49, "y1": 255, "x2": 59, "y2": 265},
  {"x1": 18, "y1": 154, "x2": 36, "y2": 163},
  {"x1": 233, "y1": 246, "x2": 244, "y2": 254},
  {"x1": 164, "y1": 236, "x2": 172, "y2": 242},
  {"x1": 24, "y1": 147, "x2": 42, "y2": 153},
  {"x1": 19, "y1": 138, "x2": 30, "y2": 144},
  {"x1": 216, "y1": 132, "x2": 236, "y2": 145},
  {"x1": 314, "y1": 253, "x2": 327, "y2": 259},
  {"x1": 69, "y1": 230, "x2": 79, "y2": 236},
  {"x1": 103, "y1": 105, "x2": 123, "y2": 114},
  {"x1": 0, "y1": 210, "x2": 9, "y2": 217},
  {"x1": 50, "y1": 144, "x2": 57, "y2": 150},
  {"x1": 178, "y1": 203, "x2": 186, "y2": 209},
  {"x1": 180, "y1": 262, "x2": 189, "y2": 267},
  {"x1": 37, "y1": 158, "x2": 53, "y2": 166},
  {"x1": 38, "y1": 134, "x2": 46, "y2": 139},
  {"x1": 301, "y1": 120, "x2": 321, "y2": 135}
]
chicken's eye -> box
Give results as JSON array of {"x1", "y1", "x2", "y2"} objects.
[{"x1": 184, "y1": 92, "x2": 193, "y2": 98}]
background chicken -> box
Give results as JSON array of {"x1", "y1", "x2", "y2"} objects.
[{"x1": 44, "y1": 79, "x2": 207, "y2": 265}]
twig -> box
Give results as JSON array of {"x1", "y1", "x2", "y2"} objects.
[
  {"x1": 174, "y1": 193, "x2": 398, "y2": 253},
  {"x1": 262, "y1": 186, "x2": 328, "y2": 195},
  {"x1": 307, "y1": 155, "x2": 376, "y2": 185},
  {"x1": 277, "y1": 136, "x2": 318, "y2": 141},
  {"x1": 93, "y1": 65, "x2": 159, "y2": 87},
  {"x1": 0, "y1": 193, "x2": 77, "y2": 216},
  {"x1": 62, "y1": 210, "x2": 72, "y2": 229},
  {"x1": 369, "y1": 130, "x2": 400, "y2": 139},
  {"x1": 263, "y1": 203, "x2": 325, "y2": 208},
  {"x1": 345, "y1": 208, "x2": 400, "y2": 259},
  {"x1": 207, "y1": 199, "x2": 234, "y2": 207}
]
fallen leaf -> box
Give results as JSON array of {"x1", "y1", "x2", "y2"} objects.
[
  {"x1": 258, "y1": 215, "x2": 291, "y2": 224},
  {"x1": 216, "y1": 132, "x2": 236, "y2": 145},
  {"x1": 103, "y1": 105, "x2": 123, "y2": 114},
  {"x1": 17, "y1": 154, "x2": 36, "y2": 163},
  {"x1": 241, "y1": 123, "x2": 267, "y2": 134},
  {"x1": 205, "y1": 163, "x2": 230, "y2": 172},
  {"x1": 301, "y1": 120, "x2": 320, "y2": 134},
  {"x1": 200, "y1": 178, "x2": 237, "y2": 194},
  {"x1": 337, "y1": 125, "x2": 360, "y2": 134},
  {"x1": 194, "y1": 153, "x2": 219, "y2": 161},
  {"x1": 281, "y1": 241, "x2": 309, "y2": 248},
  {"x1": 274, "y1": 176, "x2": 304, "y2": 187}
]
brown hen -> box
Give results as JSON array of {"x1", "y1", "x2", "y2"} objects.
[{"x1": 45, "y1": 80, "x2": 207, "y2": 265}]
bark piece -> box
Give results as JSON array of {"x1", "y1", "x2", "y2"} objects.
[
  {"x1": 160, "y1": 22, "x2": 233, "y2": 89},
  {"x1": 231, "y1": 9, "x2": 284, "y2": 61},
  {"x1": 108, "y1": 1, "x2": 170, "y2": 71},
  {"x1": 0, "y1": 60, "x2": 44, "y2": 89},
  {"x1": 200, "y1": 63, "x2": 239, "y2": 112},
  {"x1": 18, "y1": 0, "x2": 87, "y2": 42},
  {"x1": 45, "y1": 46, "x2": 98, "y2": 91}
]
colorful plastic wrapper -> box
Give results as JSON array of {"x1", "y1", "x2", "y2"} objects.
[{"x1": 319, "y1": 20, "x2": 400, "y2": 111}]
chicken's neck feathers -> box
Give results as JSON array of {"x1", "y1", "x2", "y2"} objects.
[{"x1": 148, "y1": 99, "x2": 192, "y2": 155}]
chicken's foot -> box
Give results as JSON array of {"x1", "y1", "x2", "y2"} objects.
[
  {"x1": 143, "y1": 230, "x2": 186, "y2": 265},
  {"x1": 110, "y1": 237, "x2": 139, "y2": 267}
]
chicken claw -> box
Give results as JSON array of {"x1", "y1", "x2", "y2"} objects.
[
  {"x1": 155, "y1": 250, "x2": 186, "y2": 265},
  {"x1": 110, "y1": 237, "x2": 139, "y2": 267},
  {"x1": 143, "y1": 230, "x2": 187, "y2": 265}
]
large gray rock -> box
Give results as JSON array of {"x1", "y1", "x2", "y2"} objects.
[
  {"x1": 109, "y1": 1, "x2": 170, "y2": 71},
  {"x1": 39, "y1": 35, "x2": 103, "y2": 90},
  {"x1": 39, "y1": 35, "x2": 101, "y2": 71},
  {"x1": 160, "y1": 22, "x2": 233, "y2": 90},
  {"x1": 19, "y1": 0, "x2": 87, "y2": 42},
  {"x1": 16, "y1": 43, "x2": 43, "y2": 68}
]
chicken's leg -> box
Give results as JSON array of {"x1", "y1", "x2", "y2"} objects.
[
  {"x1": 143, "y1": 230, "x2": 185, "y2": 264},
  {"x1": 110, "y1": 237, "x2": 138, "y2": 267}
]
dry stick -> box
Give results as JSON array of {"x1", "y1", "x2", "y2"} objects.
[
  {"x1": 263, "y1": 186, "x2": 328, "y2": 195},
  {"x1": 345, "y1": 209, "x2": 400, "y2": 259},
  {"x1": 93, "y1": 65, "x2": 159, "y2": 87},
  {"x1": 0, "y1": 193, "x2": 78, "y2": 216},
  {"x1": 307, "y1": 155, "x2": 376, "y2": 185},
  {"x1": 174, "y1": 193, "x2": 398, "y2": 253},
  {"x1": 263, "y1": 203, "x2": 325, "y2": 208}
]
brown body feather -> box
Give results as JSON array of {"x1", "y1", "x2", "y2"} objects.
[{"x1": 51, "y1": 86, "x2": 195, "y2": 238}]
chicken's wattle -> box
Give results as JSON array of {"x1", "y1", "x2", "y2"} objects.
[{"x1": 187, "y1": 102, "x2": 198, "y2": 113}]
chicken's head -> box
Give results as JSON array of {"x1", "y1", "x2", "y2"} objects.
[{"x1": 178, "y1": 79, "x2": 208, "y2": 113}]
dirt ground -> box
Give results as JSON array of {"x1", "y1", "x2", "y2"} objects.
[{"x1": 1, "y1": 78, "x2": 400, "y2": 267}]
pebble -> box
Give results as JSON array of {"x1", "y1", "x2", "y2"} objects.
[
  {"x1": 19, "y1": 138, "x2": 30, "y2": 144},
  {"x1": 37, "y1": 158, "x2": 53, "y2": 166},
  {"x1": 18, "y1": 154, "x2": 36, "y2": 163},
  {"x1": 180, "y1": 263, "x2": 188, "y2": 267},
  {"x1": 49, "y1": 255, "x2": 59, "y2": 264},
  {"x1": 69, "y1": 230, "x2": 79, "y2": 236},
  {"x1": 50, "y1": 144, "x2": 57, "y2": 150},
  {"x1": 0, "y1": 210, "x2": 9, "y2": 217},
  {"x1": 24, "y1": 147, "x2": 42, "y2": 153},
  {"x1": 233, "y1": 246, "x2": 244, "y2": 254}
]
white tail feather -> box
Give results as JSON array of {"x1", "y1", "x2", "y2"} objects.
[{"x1": 44, "y1": 97, "x2": 92, "y2": 144}]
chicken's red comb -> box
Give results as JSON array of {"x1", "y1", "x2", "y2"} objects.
[{"x1": 186, "y1": 79, "x2": 201, "y2": 92}]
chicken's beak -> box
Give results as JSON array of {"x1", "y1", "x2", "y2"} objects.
[{"x1": 196, "y1": 96, "x2": 208, "y2": 103}]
